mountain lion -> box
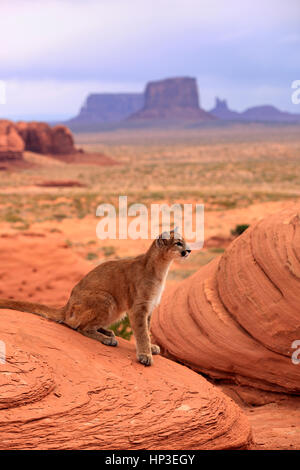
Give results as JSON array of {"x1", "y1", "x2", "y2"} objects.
[{"x1": 0, "y1": 230, "x2": 191, "y2": 366}]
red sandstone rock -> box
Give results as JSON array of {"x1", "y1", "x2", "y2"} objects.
[
  {"x1": 151, "y1": 206, "x2": 300, "y2": 398},
  {"x1": 16, "y1": 121, "x2": 116, "y2": 165},
  {"x1": 51, "y1": 125, "x2": 76, "y2": 154},
  {"x1": 16, "y1": 121, "x2": 76, "y2": 155},
  {"x1": 0, "y1": 120, "x2": 24, "y2": 162},
  {"x1": 0, "y1": 233, "x2": 251, "y2": 450},
  {"x1": 0, "y1": 313, "x2": 252, "y2": 450}
]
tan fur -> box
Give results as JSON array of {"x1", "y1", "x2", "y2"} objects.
[{"x1": 0, "y1": 230, "x2": 191, "y2": 366}]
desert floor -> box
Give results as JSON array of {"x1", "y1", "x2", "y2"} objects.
[{"x1": 1, "y1": 123, "x2": 300, "y2": 449}]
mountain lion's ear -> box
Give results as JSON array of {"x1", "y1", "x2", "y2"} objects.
[
  {"x1": 156, "y1": 235, "x2": 164, "y2": 248},
  {"x1": 161, "y1": 231, "x2": 170, "y2": 239},
  {"x1": 170, "y1": 226, "x2": 180, "y2": 239},
  {"x1": 156, "y1": 232, "x2": 169, "y2": 247}
]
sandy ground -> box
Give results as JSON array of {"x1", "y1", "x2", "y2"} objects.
[{"x1": 245, "y1": 399, "x2": 300, "y2": 450}]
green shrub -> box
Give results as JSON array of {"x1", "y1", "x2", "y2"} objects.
[
  {"x1": 54, "y1": 213, "x2": 68, "y2": 221},
  {"x1": 209, "y1": 247, "x2": 225, "y2": 253},
  {"x1": 102, "y1": 246, "x2": 116, "y2": 257},
  {"x1": 110, "y1": 316, "x2": 132, "y2": 341},
  {"x1": 5, "y1": 212, "x2": 23, "y2": 223},
  {"x1": 231, "y1": 224, "x2": 250, "y2": 236},
  {"x1": 86, "y1": 252, "x2": 98, "y2": 261}
]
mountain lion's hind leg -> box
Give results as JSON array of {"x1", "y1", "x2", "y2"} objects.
[
  {"x1": 79, "y1": 328, "x2": 118, "y2": 346},
  {"x1": 98, "y1": 326, "x2": 116, "y2": 337},
  {"x1": 76, "y1": 292, "x2": 118, "y2": 346}
]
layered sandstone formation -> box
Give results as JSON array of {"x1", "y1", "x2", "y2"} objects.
[
  {"x1": 0, "y1": 312, "x2": 252, "y2": 450},
  {"x1": 17, "y1": 122, "x2": 76, "y2": 155},
  {"x1": 0, "y1": 120, "x2": 24, "y2": 162},
  {"x1": 15, "y1": 121, "x2": 116, "y2": 165},
  {"x1": 151, "y1": 207, "x2": 300, "y2": 399},
  {"x1": 0, "y1": 233, "x2": 251, "y2": 450},
  {"x1": 129, "y1": 77, "x2": 215, "y2": 121}
]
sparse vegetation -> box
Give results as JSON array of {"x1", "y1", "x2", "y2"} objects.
[
  {"x1": 86, "y1": 252, "x2": 98, "y2": 261},
  {"x1": 110, "y1": 316, "x2": 132, "y2": 340},
  {"x1": 209, "y1": 247, "x2": 225, "y2": 253},
  {"x1": 102, "y1": 246, "x2": 116, "y2": 257},
  {"x1": 231, "y1": 224, "x2": 250, "y2": 236}
]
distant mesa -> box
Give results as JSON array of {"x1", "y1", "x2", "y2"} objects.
[
  {"x1": 128, "y1": 77, "x2": 216, "y2": 122},
  {"x1": 210, "y1": 97, "x2": 241, "y2": 121},
  {"x1": 241, "y1": 105, "x2": 300, "y2": 122},
  {"x1": 67, "y1": 78, "x2": 300, "y2": 131},
  {"x1": 210, "y1": 97, "x2": 300, "y2": 123},
  {"x1": 68, "y1": 93, "x2": 144, "y2": 128},
  {"x1": 67, "y1": 77, "x2": 216, "y2": 130}
]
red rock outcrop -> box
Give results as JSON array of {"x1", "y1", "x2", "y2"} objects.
[
  {"x1": 0, "y1": 120, "x2": 24, "y2": 162},
  {"x1": 0, "y1": 233, "x2": 252, "y2": 449},
  {"x1": 15, "y1": 121, "x2": 117, "y2": 165},
  {"x1": 51, "y1": 125, "x2": 76, "y2": 154},
  {"x1": 129, "y1": 77, "x2": 216, "y2": 121},
  {"x1": 151, "y1": 206, "x2": 300, "y2": 398},
  {"x1": 16, "y1": 122, "x2": 76, "y2": 155},
  {"x1": 0, "y1": 312, "x2": 252, "y2": 450}
]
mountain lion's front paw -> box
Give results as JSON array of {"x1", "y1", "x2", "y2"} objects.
[
  {"x1": 137, "y1": 353, "x2": 153, "y2": 366},
  {"x1": 102, "y1": 336, "x2": 118, "y2": 347},
  {"x1": 151, "y1": 344, "x2": 160, "y2": 355}
]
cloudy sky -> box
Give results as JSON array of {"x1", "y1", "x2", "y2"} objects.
[{"x1": 1, "y1": 0, "x2": 300, "y2": 120}]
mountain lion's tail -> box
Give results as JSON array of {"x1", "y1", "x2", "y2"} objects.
[{"x1": 0, "y1": 299, "x2": 64, "y2": 322}]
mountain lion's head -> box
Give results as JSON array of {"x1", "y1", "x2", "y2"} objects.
[{"x1": 155, "y1": 229, "x2": 191, "y2": 259}]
